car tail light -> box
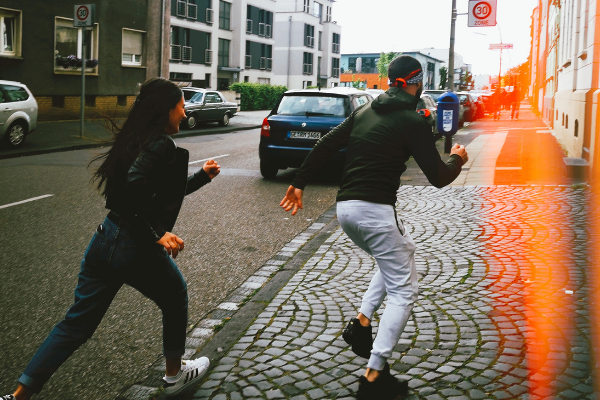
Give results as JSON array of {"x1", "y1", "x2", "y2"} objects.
[{"x1": 260, "y1": 117, "x2": 271, "y2": 137}]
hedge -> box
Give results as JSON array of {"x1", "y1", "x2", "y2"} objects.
[{"x1": 229, "y1": 82, "x2": 288, "y2": 111}]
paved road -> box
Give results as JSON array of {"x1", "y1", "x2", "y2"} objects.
[{"x1": 0, "y1": 128, "x2": 337, "y2": 400}]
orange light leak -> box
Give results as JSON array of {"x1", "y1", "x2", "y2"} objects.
[
  {"x1": 489, "y1": 125, "x2": 582, "y2": 397},
  {"x1": 591, "y1": 179, "x2": 600, "y2": 392}
]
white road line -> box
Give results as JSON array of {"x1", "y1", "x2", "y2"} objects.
[
  {"x1": 188, "y1": 154, "x2": 230, "y2": 165},
  {"x1": 0, "y1": 194, "x2": 54, "y2": 210}
]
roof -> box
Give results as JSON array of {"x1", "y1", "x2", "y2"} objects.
[
  {"x1": 341, "y1": 51, "x2": 445, "y2": 64},
  {"x1": 284, "y1": 87, "x2": 366, "y2": 95}
]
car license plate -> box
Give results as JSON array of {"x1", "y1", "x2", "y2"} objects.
[{"x1": 289, "y1": 131, "x2": 321, "y2": 139}]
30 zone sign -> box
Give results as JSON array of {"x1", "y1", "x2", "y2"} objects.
[{"x1": 468, "y1": 0, "x2": 496, "y2": 27}]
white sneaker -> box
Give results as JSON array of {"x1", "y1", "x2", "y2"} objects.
[
  {"x1": 1, "y1": 395, "x2": 15, "y2": 400},
  {"x1": 163, "y1": 357, "x2": 210, "y2": 396}
]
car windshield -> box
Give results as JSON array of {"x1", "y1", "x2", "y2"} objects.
[
  {"x1": 183, "y1": 91, "x2": 204, "y2": 103},
  {"x1": 276, "y1": 95, "x2": 349, "y2": 117}
]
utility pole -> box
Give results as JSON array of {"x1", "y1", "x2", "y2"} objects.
[
  {"x1": 80, "y1": 28, "x2": 86, "y2": 138},
  {"x1": 448, "y1": 0, "x2": 457, "y2": 92}
]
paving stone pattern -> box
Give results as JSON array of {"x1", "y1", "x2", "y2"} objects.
[{"x1": 192, "y1": 186, "x2": 595, "y2": 400}]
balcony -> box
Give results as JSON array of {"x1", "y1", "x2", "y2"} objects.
[
  {"x1": 266, "y1": 24, "x2": 272, "y2": 38},
  {"x1": 303, "y1": 63, "x2": 313, "y2": 75},
  {"x1": 332, "y1": 43, "x2": 340, "y2": 54},
  {"x1": 259, "y1": 23, "x2": 265, "y2": 37},
  {"x1": 206, "y1": 8, "x2": 214, "y2": 24},
  {"x1": 260, "y1": 57, "x2": 273, "y2": 71},
  {"x1": 246, "y1": 19, "x2": 252, "y2": 34},
  {"x1": 187, "y1": 3, "x2": 197, "y2": 19},
  {"x1": 332, "y1": 67, "x2": 340, "y2": 78},
  {"x1": 170, "y1": 44, "x2": 181, "y2": 61},
  {"x1": 305, "y1": 36, "x2": 314, "y2": 48},
  {"x1": 205, "y1": 49, "x2": 213, "y2": 64},
  {"x1": 182, "y1": 46, "x2": 192, "y2": 62},
  {"x1": 176, "y1": 0, "x2": 186, "y2": 17},
  {"x1": 245, "y1": 55, "x2": 252, "y2": 69}
]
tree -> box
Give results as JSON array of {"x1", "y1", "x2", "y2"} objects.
[
  {"x1": 463, "y1": 70, "x2": 473, "y2": 91},
  {"x1": 439, "y1": 66, "x2": 448, "y2": 89},
  {"x1": 376, "y1": 52, "x2": 399, "y2": 79},
  {"x1": 351, "y1": 74, "x2": 364, "y2": 89}
]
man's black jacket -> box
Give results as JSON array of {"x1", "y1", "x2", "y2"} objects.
[
  {"x1": 291, "y1": 87, "x2": 464, "y2": 206},
  {"x1": 105, "y1": 135, "x2": 211, "y2": 241}
]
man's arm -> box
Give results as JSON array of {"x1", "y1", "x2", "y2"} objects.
[{"x1": 407, "y1": 118, "x2": 467, "y2": 188}]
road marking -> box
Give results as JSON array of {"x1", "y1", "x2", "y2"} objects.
[
  {"x1": 189, "y1": 154, "x2": 230, "y2": 165},
  {"x1": 496, "y1": 167, "x2": 522, "y2": 170},
  {"x1": 0, "y1": 194, "x2": 54, "y2": 210}
]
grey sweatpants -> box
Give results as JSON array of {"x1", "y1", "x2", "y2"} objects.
[{"x1": 337, "y1": 200, "x2": 419, "y2": 371}]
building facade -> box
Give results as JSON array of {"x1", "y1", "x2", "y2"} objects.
[
  {"x1": 168, "y1": 0, "x2": 277, "y2": 90},
  {"x1": 529, "y1": 0, "x2": 600, "y2": 177},
  {"x1": 0, "y1": 0, "x2": 167, "y2": 120},
  {"x1": 271, "y1": 0, "x2": 341, "y2": 89},
  {"x1": 340, "y1": 52, "x2": 445, "y2": 90}
]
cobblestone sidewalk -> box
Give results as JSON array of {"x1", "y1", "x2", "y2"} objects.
[{"x1": 184, "y1": 186, "x2": 596, "y2": 399}]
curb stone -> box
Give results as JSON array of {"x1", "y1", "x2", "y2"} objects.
[{"x1": 117, "y1": 205, "x2": 339, "y2": 400}]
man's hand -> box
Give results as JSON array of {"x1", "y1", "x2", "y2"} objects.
[
  {"x1": 157, "y1": 232, "x2": 185, "y2": 258},
  {"x1": 203, "y1": 159, "x2": 221, "y2": 179},
  {"x1": 280, "y1": 185, "x2": 303, "y2": 215},
  {"x1": 450, "y1": 143, "x2": 469, "y2": 164}
]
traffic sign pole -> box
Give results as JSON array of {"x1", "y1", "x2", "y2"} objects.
[{"x1": 80, "y1": 28, "x2": 86, "y2": 138}]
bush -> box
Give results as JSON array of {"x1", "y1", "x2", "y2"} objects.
[{"x1": 229, "y1": 82, "x2": 288, "y2": 111}]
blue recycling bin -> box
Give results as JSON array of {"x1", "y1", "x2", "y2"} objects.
[{"x1": 437, "y1": 92, "x2": 459, "y2": 136}]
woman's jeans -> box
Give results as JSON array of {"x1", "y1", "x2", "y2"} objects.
[
  {"x1": 18, "y1": 215, "x2": 188, "y2": 393},
  {"x1": 337, "y1": 201, "x2": 418, "y2": 371}
]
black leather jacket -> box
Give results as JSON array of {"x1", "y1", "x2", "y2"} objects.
[{"x1": 105, "y1": 135, "x2": 211, "y2": 241}]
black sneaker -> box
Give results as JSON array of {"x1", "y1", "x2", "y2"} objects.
[
  {"x1": 356, "y1": 364, "x2": 409, "y2": 399},
  {"x1": 342, "y1": 318, "x2": 372, "y2": 358}
]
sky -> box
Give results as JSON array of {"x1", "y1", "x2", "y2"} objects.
[{"x1": 334, "y1": 0, "x2": 538, "y2": 77}]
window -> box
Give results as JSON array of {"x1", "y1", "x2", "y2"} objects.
[
  {"x1": 258, "y1": 78, "x2": 271, "y2": 84},
  {"x1": 326, "y1": 6, "x2": 331, "y2": 22},
  {"x1": 217, "y1": 78, "x2": 229, "y2": 90},
  {"x1": 52, "y1": 96, "x2": 65, "y2": 108},
  {"x1": 312, "y1": 2, "x2": 322, "y2": 20},
  {"x1": 304, "y1": 0, "x2": 310, "y2": 13},
  {"x1": 246, "y1": 6, "x2": 272, "y2": 38},
  {"x1": 117, "y1": 95, "x2": 128, "y2": 106},
  {"x1": 318, "y1": 31, "x2": 322, "y2": 51},
  {"x1": 304, "y1": 24, "x2": 314, "y2": 48},
  {"x1": 85, "y1": 95, "x2": 96, "y2": 107},
  {"x1": 219, "y1": 1, "x2": 231, "y2": 30},
  {"x1": 205, "y1": 92, "x2": 223, "y2": 103},
  {"x1": 332, "y1": 58, "x2": 340, "y2": 77},
  {"x1": 122, "y1": 29, "x2": 144, "y2": 66},
  {"x1": 0, "y1": 84, "x2": 28, "y2": 102},
  {"x1": 170, "y1": 72, "x2": 192, "y2": 81},
  {"x1": 218, "y1": 38, "x2": 230, "y2": 67},
  {"x1": 0, "y1": 8, "x2": 20, "y2": 56},
  {"x1": 332, "y1": 33, "x2": 340, "y2": 53},
  {"x1": 54, "y1": 17, "x2": 98, "y2": 73},
  {"x1": 303, "y1": 52, "x2": 313, "y2": 75}
]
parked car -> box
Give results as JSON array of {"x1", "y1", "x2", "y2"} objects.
[
  {"x1": 365, "y1": 89, "x2": 385, "y2": 98},
  {"x1": 258, "y1": 87, "x2": 373, "y2": 179},
  {"x1": 422, "y1": 89, "x2": 448, "y2": 103},
  {"x1": 0, "y1": 80, "x2": 38, "y2": 149},
  {"x1": 457, "y1": 92, "x2": 478, "y2": 124},
  {"x1": 181, "y1": 87, "x2": 237, "y2": 129},
  {"x1": 417, "y1": 93, "x2": 438, "y2": 134}
]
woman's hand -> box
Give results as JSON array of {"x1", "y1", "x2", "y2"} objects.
[
  {"x1": 280, "y1": 185, "x2": 303, "y2": 215},
  {"x1": 157, "y1": 232, "x2": 185, "y2": 258},
  {"x1": 203, "y1": 159, "x2": 221, "y2": 179}
]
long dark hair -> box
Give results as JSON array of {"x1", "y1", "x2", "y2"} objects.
[{"x1": 90, "y1": 78, "x2": 183, "y2": 196}]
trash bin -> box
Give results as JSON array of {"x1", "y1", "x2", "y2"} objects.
[{"x1": 437, "y1": 92, "x2": 459, "y2": 136}]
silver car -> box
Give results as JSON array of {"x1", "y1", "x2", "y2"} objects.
[
  {"x1": 0, "y1": 80, "x2": 38, "y2": 148},
  {"x1": 181, "y1": 88, "x2": 237, "y2": 129}
]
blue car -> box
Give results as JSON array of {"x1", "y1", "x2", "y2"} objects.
[{"x1": 259, "y1": 87, "x2": 373, "y2": 179}]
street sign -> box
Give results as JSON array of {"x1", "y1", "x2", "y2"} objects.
[
  {"x1": 489, "y1": 43, "x2": 513, "y2": 50},
  {"x1": 468, "y1": 0, "x2": 496, "y2": 27},
  {"x1": 74, "y1": 4, "x2": 95, "y2": 27}
]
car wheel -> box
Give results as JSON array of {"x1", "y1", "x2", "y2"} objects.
[
  {"x1": 219, "y1": 113, "x2": 230, "y2": 127},
  {"x1": 186, "y1": 113, "x2": 198, "y2": 129},
  {"x1": 260, "y1": 159, "x2": 278, "y2": 179},
  {"x1": 5, "y1": 121, "x2": 27, "y2": 148}
]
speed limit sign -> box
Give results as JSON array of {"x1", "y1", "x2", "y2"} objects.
[
  {"x1": 468, "y1": 0, "x2": 496, "y2": 27},
  {"x1": 74, "y1": 4, "x2": 95, "y2": 27}
]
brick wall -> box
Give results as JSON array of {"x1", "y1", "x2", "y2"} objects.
[{"x1": 36, "y1": 96, "x2": 137, "y2": 121}]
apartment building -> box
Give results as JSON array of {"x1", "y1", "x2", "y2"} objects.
[
  {"x1": 272, "y1": 0, "x2": 341, "y2": 89},
  {"x1": 529, "y1": 0, "x2": 599, "y2": 173},
  {"x1": 0, "y1": 0, "x2": 167, "y2": 120},
  {"x1": 169, "y1": 0, "x2": 277, "y2": 90}
]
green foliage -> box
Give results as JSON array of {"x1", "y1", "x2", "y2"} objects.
[
  {"x1": 229, "y1": 82, "x2": 288, "y2": 111},
  {"x1": 439, "y1": 66, "x2": 448, "y2": 89},
  {"x1": 350, "y1": 74, "x2": 364, "y2": 89},
  {"x1": 376, "y1": 52, "x2": 400, "y2": 79}
]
